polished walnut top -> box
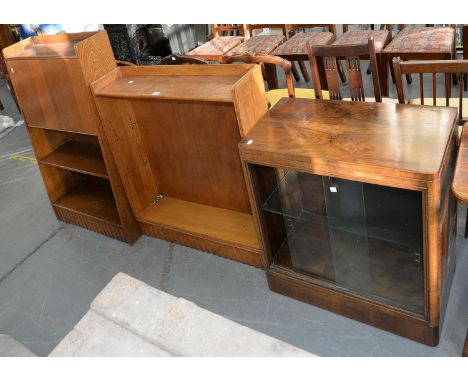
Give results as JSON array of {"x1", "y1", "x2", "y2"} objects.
[
  {"x1": 453, "y1": 126, "x2": 468, "y2": 204},
  {"x1": 239, "y1": 98, "x2": 457, "y2": 181}
]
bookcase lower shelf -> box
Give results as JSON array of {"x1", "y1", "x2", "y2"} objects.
[
  {"x1": 52, "y1": 180, "x2": 129, "y2": 242},
  {"x1": 137, "y1": 196, "x2": 263, "y2": 267}
]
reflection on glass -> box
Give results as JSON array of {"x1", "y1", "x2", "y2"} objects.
[{"x1": 263, "y1": 171, "x2": 424, "y2": 315}]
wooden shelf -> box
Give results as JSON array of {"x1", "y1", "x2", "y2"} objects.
[
  {"x1": 54, "y1": 180, "x2": 120, "y2": 225},
  {"x1": 138, "y1": 196, "x2": 260, "y2": 251},
  {"x1": 40, "y1": 140, "x2": 108, "y2": 179}
]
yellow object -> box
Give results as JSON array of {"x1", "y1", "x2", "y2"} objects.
[
  {"x1": 409, "y1": 97, "x2": 467, "y2": 138},
  {"x1": 266, "y1": 88, "x2": 330, "y2": 108},
  {"x1": 408, "y1": 97, "x2": 468, "y2": 109},
  {"x1": 9, "y1": 154, "x2": 37, "y2": 163}
]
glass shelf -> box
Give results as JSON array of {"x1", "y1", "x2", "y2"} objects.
[{"x1": 262, "y1": 170, "x2": 424, "y2": 314}]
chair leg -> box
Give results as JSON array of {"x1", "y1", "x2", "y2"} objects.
[
  {"x1": 381, "y1": 55, "x2": 389, "y2": 97},
  {"x1": 291, "y1": 62, "x2": 300, "y2": 82},
  {"x1": 298, "y1": 60, "x2": 310, "y2": 82},
  {"x1": 405, "y1": 73, "x2": 412, "y2": 84},
  {"x1": 390, "y1": 59, "x2": 396, "y2": 84},
  {"x1": 264, "y1": 63, "x2": 279, "y2": 90},
  {"x1": 337, "y1": 60, "x2": 346, "y2": 83}
]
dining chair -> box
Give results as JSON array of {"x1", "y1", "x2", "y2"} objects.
[
  {"x1": 333, "y1": 24, "x2": 391, "y2": 82},
  {"x1": 382, "y1": 25, "x2": 456, "y2": 96},
  {"x1": 463, "y1": 25, "x2": 468, "y2": 91},
  {"x1": 393, "y1": 58, "x2": 468, "y2": 237},
  {"x1": 186, "y1": 24, "x2": 249, "y2": 62},
  {"x1": 272, "y1": 24, "x2": 338, "y2": 83},
  {"x1": 159, "y1": 53, "x2": 208, "y2": 65},
  {"x1": 308, "y1": 37, "x2": 383, "y2": 102},
  {"x1": 392, "y1": 58, "x2": 468, "y2": 128},
  {"x1": 225, "y1": 54, "x2": 329, "y2": 108},
  {"x1": 226, "y1": 25, "x2": 289, "y2": 89}
]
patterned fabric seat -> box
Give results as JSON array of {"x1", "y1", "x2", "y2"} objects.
[
  {"x1": 226, "y1": 35, "x2": 285, "y2": 56},
  {"x1": 272, "y1": 32, "x2": 334, "y2": 56},
  {"x1": 333, "y1": 30, "x2": 390, "y2": 52},
  {"x1": 187, "y1": 36, "x2": 244, "y2": 60},
  {"x1": 383, "y1": 27, "x2": 454, "y2": 53}
]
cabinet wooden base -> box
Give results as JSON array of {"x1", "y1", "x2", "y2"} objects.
[
  {"x1": 140, "y1": 221, "x2": 263, "y2": 268},
  {"x1": 267, "y1": 268, "x2": 440, "y2": 346},
  {"x1": 54, "y1": 206, "x2": 136, "y2": 244}
]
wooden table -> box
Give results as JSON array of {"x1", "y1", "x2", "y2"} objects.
[{"x1": 239, "y1": 98, "x2": 458, "y2": 345}]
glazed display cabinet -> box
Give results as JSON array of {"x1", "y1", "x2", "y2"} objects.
[
  {"x1": 240, "y1": 98, "x2": 458, "y2": 345},
  {"x1": 91, "y1": 64, "x2": 268, "y2": 267},
  {"x1": 2, "y1": 32, "x2": 140, "y2": 243}
]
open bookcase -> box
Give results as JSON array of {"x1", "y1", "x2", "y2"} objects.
[
  {"x1": 92, "y1": 64, "x2": 268, "y2": 266},
  {"x1": 3, "y1": 32, "x2": 140, "y2": 244}
]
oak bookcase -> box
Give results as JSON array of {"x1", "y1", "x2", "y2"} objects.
[
  {"x1": 3, "y1": 31, "x2": 140, "y2": 244},
  {"x1": 92, "y1": 64, "x2": 268, "y2": 266}
]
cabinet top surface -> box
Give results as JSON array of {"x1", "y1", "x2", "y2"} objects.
[
  {"x1": 3, "y1": 31, "x2": 101, "y2": 59},
  {"x1": 453, "y1": 129, "x2": 468, "y2": 203},
  {"x1": 92, "y1": 64, "x2": 256, "y2": 103},
  {"x1": 240, "y1": 98, "x2": 457, "y2": 180}
]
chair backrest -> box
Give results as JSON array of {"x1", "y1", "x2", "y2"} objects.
[
  {"x1": 307, "y1": 37, "x2": 381, "y2": 102},
  {"x1": 392, "y1": 57, "x2": 468, "y2": 124},
  {"x1": 248, "y1": 25, "x2": 288, "y2": 39},
  {"x1": 293, "y1": 24, "x2": 336, "y2": 36},
  {"x1": 159, "y1": 53, "x2": 208, "y2": 65},
  {"x1": 212, "y1": 24, "x2": 249, "y2": 39},
  {"x1": 225, "y1": 54, "x2": 294, "y2": 97}
]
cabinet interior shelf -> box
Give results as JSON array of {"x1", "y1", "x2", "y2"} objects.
[
  {"x1": 40, "y1": 140, "x2": 108, "y2": 179},
  {"x1": 53, "y1": 180, "x2": 120, "y2": 225},
  {"x1": 263, "y1": 171, "x2": 422, "y2": 253},
  {"x1": 138, "y1": 196, "x2": 260, "y2": 250}
]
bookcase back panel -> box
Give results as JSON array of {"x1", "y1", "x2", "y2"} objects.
[
  {"x1": 131, "y1": 99, "x2": 252, "y2": 214},
  {"x1": 8, "y1": 58, "x2": 98, "y2": 135}
]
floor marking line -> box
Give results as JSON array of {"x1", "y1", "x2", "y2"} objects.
[
  {"x1": 0, "y1": 226, "x2": 62, "y2": 285},
  {"x1": 9, "y1": 154, "x2": 37, "y2": 163}
]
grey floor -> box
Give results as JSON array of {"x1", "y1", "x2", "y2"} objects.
[{"x1": 0, "y1": 63, "x2": 467, "y2": 357}]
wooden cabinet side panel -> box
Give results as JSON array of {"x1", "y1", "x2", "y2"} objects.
[
  {"x1": 94, "y1": 97, "x2": 159, "y2": 215},
  {"x1": 95, "y1": 117, "x2": 142, "y2": 243},
  {"x1": 232, "y1": 65, "x2": 268, "y2": 138},
  {"x1": 425, "y1": 127, "x2": 457, "y2": 326},
  {"x1": 76, "y1": 30, "x2": 117, "y2": 85}
]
